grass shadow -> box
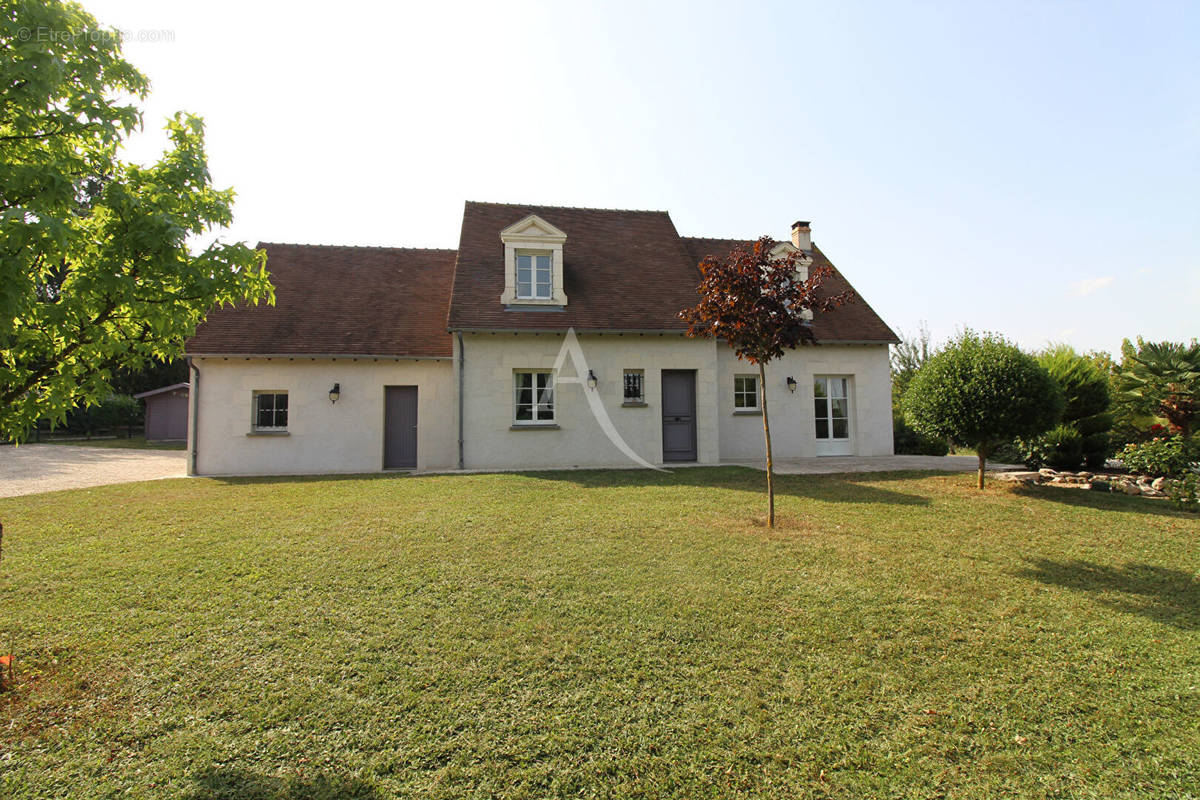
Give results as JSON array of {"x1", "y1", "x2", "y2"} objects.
[
  {"x1": 1016, "y1": 559, "x2": 1200, "y2": 631},
  {"x1": 1007, "y1": 482, "x2": 1189, "y2": 518},
  {"x1": 186, "y1": 767, "x2": 382, "y2": 800},
  {"x1": 208, "y1": 466, "x2": 934, "y2": 506},
  {"x1": 521, "y1": 466, "x2": 933, "y2": 506}
]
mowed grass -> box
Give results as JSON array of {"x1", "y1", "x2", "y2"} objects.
[{"x1": 0, "y1": 468, "x2": 1196, "y2": 799}]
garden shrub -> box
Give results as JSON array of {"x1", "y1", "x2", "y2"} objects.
[
  {"x1": 1118, "y1": 435, "x2": 1196, "y2": 476},
  {"x1": 1020, "y1": 424, "x2": 1084, "y2": 470},
  {"x1": 63, "y1": 394, "x2": 141, "y2": 437},
  {"x1": 990, "y1": 439, "x2": 1024, "y2": 465},
  {"x1": 1166, "y1": 472, "x2": 1200, "y2": 512},
  {"x1": 1036, "y1": 347, "x2": 1113, "y2": 469},
  {"x1": 893, "y1": 412, "x2": 949, "y2": 456},
  {"x1": 902, "y1": 330, "x2": 1062, "y2": 488}
]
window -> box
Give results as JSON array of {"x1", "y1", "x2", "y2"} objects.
[
  {"x1": 814, "y1": 377, "x2": 850, "y2": 440},
  {"x1": 516, "y1": 251, "x2": 552, "y2": 300},
  {"x1": 623, "y1": 369, "x2": 644, "y2": 404},
  {"x1": 254, "y1": 391, "x2": 288, "y2": 431},
  {"x1": 734, "y1": 375, "x2": 759, "y2": 410},
  {"x1": 514, "y1": 371, "x2": 555, "y2": 423}
]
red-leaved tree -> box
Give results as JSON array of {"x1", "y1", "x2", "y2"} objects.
[{"x1": 680, "y1": 237, "x2": 855, "y2": 527}]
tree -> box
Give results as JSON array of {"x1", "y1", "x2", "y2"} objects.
[
  {"x1": 890, "y1": 322, "x2": 948, "y2": 456},
  {"x1": 1117, "y1": 338, "x2": 1200, "y2": 437},
  {"x1": 1, "y1": 0, "x2": 272, "y2": 441},
  {"x1": 902, "y1": 331, "x2": 1062, "y2": 489},
  {"x1": 1029, "y1": 345, "x2": 1112, "y2": 469},
  {"x1": 680, "y1": 237, "x2": 855, "y2": 527},
  {"x1": 890, "y1": 320, "x2": 933, "y2": 397}
]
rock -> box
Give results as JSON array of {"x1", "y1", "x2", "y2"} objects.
[
  {"x1": 1039, "y1": 468, "x2": 1058, "y2": 478},
  {"x1": 1090, "y1": 480, "x2": 1110, "y2": 492},
  {"x1": 1078, "y1": 472, "x2": 1092, "y2": 480},
  {"x1": 994, "y1": 471, "x2": 1040, "y2": 483},
  {"x1": 1151, "y1": 477, "x2": 1166, "y2": 491},
  {"x1": 1123, "y1": 482, "x2": 1142, "y2": 496}
]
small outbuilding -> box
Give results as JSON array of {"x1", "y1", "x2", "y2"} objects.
[{"x1": 134, "y1": 383, "x2": 189, "y2": 442}]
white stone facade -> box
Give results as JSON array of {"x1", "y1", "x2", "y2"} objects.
[
  {"x1": 189, "y1": 336, "x2": 893, "y2": 475},
  {"x1": 190, "y1": 357, "x2": 456, "y2": 476}
]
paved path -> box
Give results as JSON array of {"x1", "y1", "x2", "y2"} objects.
[
  {"x1": 0, "y1": 445, "x2": 187, "y2": 498},
  {"x1": 727, "y1": 455, "x2": 1021, "y2": 474}
]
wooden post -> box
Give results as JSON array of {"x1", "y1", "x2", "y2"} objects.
[{"x1": 759, "y1": 362, "x2": 775, "y2": 528}]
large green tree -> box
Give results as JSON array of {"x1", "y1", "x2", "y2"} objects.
[
  {"x1": 903, "y1": 331, "x2": 1063, "y2": 489},
  {"x1": 1, "y1": 0, "x2": 272, "y2": 441}
]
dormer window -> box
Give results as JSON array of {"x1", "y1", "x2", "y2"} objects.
[
  {"x1": 516, "y1": 251, "x2": 553, "y2": 300},
  {"x1": 499, "y1": 214, "x2": 568, "y2": 307}
]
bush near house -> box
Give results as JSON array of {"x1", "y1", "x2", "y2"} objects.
[
  {"x1": 892, "y1": 412, "x2": 949, "y2": 456},
  {"x1": 890, "y1": 323, "x2": 948, "y2": 456}
]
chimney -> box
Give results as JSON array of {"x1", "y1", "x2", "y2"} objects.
[{"x1": 790, "y1": 220, "x2": 811, "y2": 251}]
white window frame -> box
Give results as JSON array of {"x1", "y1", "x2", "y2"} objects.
[
  {"x1": 513, "y1": 370, "x2": 555, "y2": 424},
  {"x1": 252, "y1": 390, "x2": 289, "y2": 431},
  {"x1": 515, "y1": 250, "x2": 553, "y2": 300},
  {"x1": 814, "y1": 376, "x2": 851, "y2": 441},
  {"x1": 733, "y1": 375, "x2": 759, "y2": 411},
  {"x1": 623, "y1": 369, "x2": 645, "y2": 404}
]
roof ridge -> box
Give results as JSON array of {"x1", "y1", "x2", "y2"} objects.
[
  {"x1": 257, "y1": 241, "x2": 457, "y2": 253},
  {"x1": 466, "y1": 200, "x2": 671, "y2": 215}
]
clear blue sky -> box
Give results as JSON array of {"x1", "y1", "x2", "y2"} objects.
[{"x1": 93, "y1": 0, "x2": 1198, "y2": 356}]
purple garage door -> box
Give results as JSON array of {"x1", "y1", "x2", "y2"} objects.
[
  {"x1": 146, "y1": 391, "x2": 188, "y2": 441},
  {"x1": 661, "y1": 370, "x2": 697, "y2": 462},
  {"x1": 384, "y1": 386, "x2": 418, "y2": 469}
]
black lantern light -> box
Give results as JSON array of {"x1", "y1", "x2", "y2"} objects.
[
  {"x1": 786, "y1": 376, "x2": 797, "y2": 393},
  {"x1": 586, "y1": 369, "x2": 598, "y2": 390},
  {"x1": 329, "y1": 383, "x2": 341, "y2": 404}
]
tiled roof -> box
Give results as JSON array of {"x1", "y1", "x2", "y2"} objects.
[
  {"x1": 448, "y1": 201, "x2": 897, "y2": 342},
  {"x1": 680, "y1": 237, "x2": 899, "y2": 344},
  {"x1": 448, "y1": 201, "x2": 699, "y2": 331},
  {"x1": 186, "y1": 243, "x2": 456, "y2": 358},
  {"x1": 187, "y1": 204, "x2": 897, "y2": 357}
]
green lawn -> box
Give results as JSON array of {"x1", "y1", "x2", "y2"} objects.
[{"x1": 0, "y1": 469, "x2": 1196, "y2": 799}]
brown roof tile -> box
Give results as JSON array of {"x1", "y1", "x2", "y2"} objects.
[
  {"x1": 189, "y1": 205, "x2": 897, "y2": 357},
  {"x1": 680, "y1": 237, "x2": 899, "y2": 344},
  {"x1": 186, "y1": 243, "x2": 456, "y2": 357},
  {"x1": 447, "y1": 202, "x2": 698, "y2": 331}
]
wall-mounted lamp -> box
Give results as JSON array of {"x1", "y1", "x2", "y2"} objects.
[
  {"x1": 786, "y1": 376, "x2": 797, "y2": 393},
  {"x1": 329, "y1": 383, "x2": 341, "y2": 404},
  {"x1": 586, "y1": 369, "x2": 598, "y2": 390}
]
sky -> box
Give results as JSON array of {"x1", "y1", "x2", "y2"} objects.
[{"x1": 89, "y1": 0, "x2": 1198, "y2": 357}]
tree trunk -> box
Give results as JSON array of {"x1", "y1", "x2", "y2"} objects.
[
  {"x1": 977, "y1": 447, "x2": 988, "y2": 490},
  {"x1": 760, "y1": 362, "x2": 775, "y2": 528}
]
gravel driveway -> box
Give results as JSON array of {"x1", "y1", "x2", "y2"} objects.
[{"x1": 0, "y1": 444, "x2": 187, "y2": 498}]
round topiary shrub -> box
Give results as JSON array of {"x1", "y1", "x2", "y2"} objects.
[{"x1": 903, "y1": 330, "x2": 1063, "y2": 488}]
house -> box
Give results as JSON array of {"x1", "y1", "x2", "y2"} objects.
[
  {"x1": 133, "y1": 382, "x2": 189, "y2": 442},
  {"x1": 184, "y1": 202, "x2": 898, "y2": 476}
]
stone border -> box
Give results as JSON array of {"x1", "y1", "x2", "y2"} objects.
[{"x1": 991, "y1": 468, "x2": 1169, "y2": 497}]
